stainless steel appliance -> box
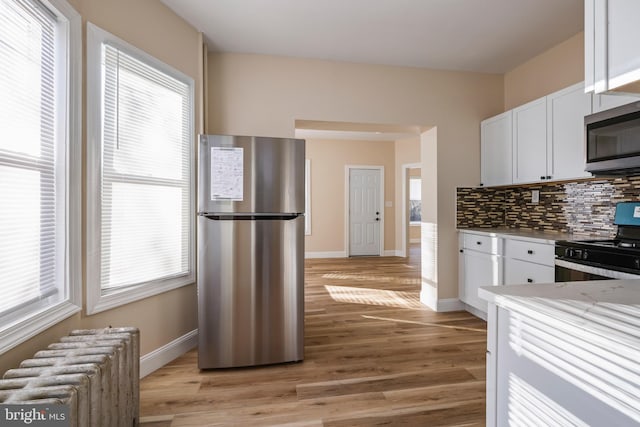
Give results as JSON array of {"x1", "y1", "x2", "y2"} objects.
[
  {"x1": 555, "y1": 202, "x2": 640, "y2": 281},
  {"x1": 585, "y1": 99, "x2": 640, "y2": 175},
  {"x1": 197, "y1": 134, "x2": 305, "y2": 369}
]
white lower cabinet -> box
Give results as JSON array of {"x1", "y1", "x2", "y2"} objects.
[
  {"x1": 504, "y1": 259, "x2": 554, "y2": 285},
  {"x1": 459, "y1": 232, "x2": 556, "y2": 318},
  {"x1": 458, "y1": 232, "x2": 502, "y2": 317},
  {"x1": 503, "y1": 238, "x2": 555, "y2": 285}
]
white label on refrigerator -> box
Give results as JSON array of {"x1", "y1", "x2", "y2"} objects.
[
  {"x1": 210, "y1": 147, "x2": 243, "y2": 201},
  {"x1": 634, "y1": 206, "x2": 640, "y2": 218}
]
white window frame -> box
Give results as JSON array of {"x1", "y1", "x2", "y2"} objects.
[
  {"x1": 86, "y1": 23, "x2": 195, "y2": 315},
  {"x1": 0, "y1": 0, "x2": 82, "y2": 353},
  {"x1": 305, "y1": 159, "x2": 311, "y2": 235},
  {"x1": 409, "y1": 176, "x2": 422, "y2": 226}
]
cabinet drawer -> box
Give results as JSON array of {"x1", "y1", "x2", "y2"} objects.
[
  {"x1": 504, "y1": 238, "x2": 554, "y2": 266},
  {"x1": 504, "y1": 258, "x2": 554, "y2": 285},
  {"x1": 463, "y1": 233, "x2": 501, "y2": 255}
]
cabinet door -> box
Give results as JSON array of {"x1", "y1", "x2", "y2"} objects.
[
  {"x1": 607, "y1": 0, "x2": 640, "y2": 91},
  {"x1": 547, "y1": 83, "x2": 593, "y2": 181},
  {"x1": 513, "y1": 98, "x2": 547, "y2": 183},
  {"x1": 504, "y1": 258, "x2": 555, "y2": 286},
  {"x1": 587, "y1": 0, "x2": 640, "y2": 94},
  {"x1": 592, "y1": 93, "x2": 639, "y2": 113},
  {"x1": 480, "y1": 111, "x2": 512, "y2": 187},
  {"x1": 462, "y1": 249, "x2": 501, "y2": 314}
]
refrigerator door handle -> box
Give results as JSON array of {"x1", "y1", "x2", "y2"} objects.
[{"x1": 200, "y1": 213, "x2": 301, "y2": 221}]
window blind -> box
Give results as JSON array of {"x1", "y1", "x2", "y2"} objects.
[
  {"x1": 100, "y1": 44, "x2": 191, "y2": 291},
  {"x1": 0, "y1": 0, "x2": 64, "y2": 319}
]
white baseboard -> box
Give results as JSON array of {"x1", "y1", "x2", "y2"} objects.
[
  {"x1": 305, "y1": 251, "x2": 347, "y2": 259},
  {"x1": 437, "y1": 298, "x2": 465, "y2": 312},
  {"x1": 383, "y1": 250, "x2": 402, "y2": 257},
  {"x1": 420, "y1": 286, "x2": 465, "y2": 313},
  {"x1": 462, "y1": 303, "x2": 487, "y2": 321},
  {"x1": 140, "y1": 329, "x2": 198, "y2": 378}
]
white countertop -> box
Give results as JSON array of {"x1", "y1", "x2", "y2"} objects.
[
  {"x1": 479, "y1": 280, "x2": 640, "y2": 343},
  {"x1": 458, "y1": 227, "x2": 603, "y2": 244},
  {"x1": 480, "y1": 280, "x2": 640, "y2": 423}
]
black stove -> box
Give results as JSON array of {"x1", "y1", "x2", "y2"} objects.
[{"x1": 555, "y1": 202, "x2": 640, "y2": 277}]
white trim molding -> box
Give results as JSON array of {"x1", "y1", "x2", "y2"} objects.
[
  {"x1": 437, "y1": 298, "x2": 465, "y2": 312},
  {"x1": 462, "y1": 303, "x2": 487, "y2": 321},
  {"x1": 383, "y1": 250, "x2": 403, "y2": 257},
  {"x1": 400, "y1": 163, "x2": 421, "y2": 258},
  {"x1": 140, "y1": 329, "x2": 198, "y2": 378},
  {"x1": 420, "y1": 288, "x2": 465, "y2": 313},
  {"x1": 305, "y1": 158, "x2": 311, "y2": 235}
]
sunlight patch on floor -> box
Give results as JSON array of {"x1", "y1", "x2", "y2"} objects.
[
  {"x1": 324, "y1": 284, "x2": 423, "y2": 309},
  {"x1": 321, "y1": 273, "x2": 420, "y2": 286}
]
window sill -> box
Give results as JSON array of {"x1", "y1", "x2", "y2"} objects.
[
  {"x1": 0, "y1": 301, "x2": 81, "y2": 354},
  {"x1": 86, "y1": 275, "x2": 195, "y2": 315}
]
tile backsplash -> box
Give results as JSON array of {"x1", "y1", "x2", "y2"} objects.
[{"x1": 457, "y1": 175, "x2": 640, "y2": 237}]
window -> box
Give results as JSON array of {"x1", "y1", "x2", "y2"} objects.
[
  {"x1": 0, "y1": 0, "x2": 81, "y2": 352},
  {"x1": 305, "y1": 159, "x2": 311, "y2": 235},
  {"x1": 409, "y1": 177, "x2": 422, "y2": 224},
  {"x1": 87, "y1": 23, "x2": 195, "y2": 314}
]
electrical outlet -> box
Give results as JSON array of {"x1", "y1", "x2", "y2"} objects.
[{"x1": 531, "y1": 190, "x2": 540, "y2": 204}]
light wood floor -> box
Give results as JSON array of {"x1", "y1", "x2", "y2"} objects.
[{"x1": 139, "y1": 246, "x2": 487, "y2": 426}]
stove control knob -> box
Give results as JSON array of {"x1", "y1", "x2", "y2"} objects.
[
  {"x1": 582, "y1": 250, "x2": 589, "y2": 260},
  {"x1": 635, "y1": 259, "x2": 640, "y2": 270},
  {"x1": 574, "y1": 249, "x2": 583, "y2": 259},
  {"x1": 564, "y1": 248, "x2": 573, "y2": 258}
]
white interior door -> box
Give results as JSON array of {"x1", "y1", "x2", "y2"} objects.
[{"x1": 349, "y1": 168, "x2": 381, "y2": 256}]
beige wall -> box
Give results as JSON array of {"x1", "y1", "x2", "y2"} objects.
[
  {"x1": 305, "y1": 139, "x2": 396, "y2": 254},
  {"x1": 208, "y1": 53, "x2": 504, "y2": 304},
  {"x1": 1, "y1": 0, "x2": 202, "y2": 373},
  {"x1": 504, "y1": 32, "x2": 584, "y2": 110}
]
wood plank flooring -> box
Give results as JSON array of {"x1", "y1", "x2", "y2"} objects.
[{"x1": 139, "y1": 246, "x2": 487, "y2": 426}]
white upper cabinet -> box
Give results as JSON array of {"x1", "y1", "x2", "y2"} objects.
[
  {"x1": 585, "y1": 0, "x2": 640, "y2": 95},
  {"x1": 547, "y1": 82, "x2": 593, "y2": 180},
  {"x1": 592, "y1": 93, "x2": 639, "y2": 113},
  {"x1": 512, "y1": 98, "x2": 547, "y2": 184},
  {"x1": 480, "y1": 111, "x2": 512, "y2": 187}
]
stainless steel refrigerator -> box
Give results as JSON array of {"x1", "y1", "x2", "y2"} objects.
[{"x1": 197, "y1": 134, "x2": 305, "y2": 369}]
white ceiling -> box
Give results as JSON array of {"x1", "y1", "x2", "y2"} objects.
[{"x1": 160, "y1": 0, "x2": 583, "y2": 74}]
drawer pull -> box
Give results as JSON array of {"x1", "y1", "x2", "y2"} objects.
[
  {"x1": 527, "y1": 278, "x2": 533, "y2": 283},
  {"x1": 527, "y1": 249, "x2": 534, "y2": 254},
  {"x1": 476, "y1": 241, "x2": 482, "y2": 245}
]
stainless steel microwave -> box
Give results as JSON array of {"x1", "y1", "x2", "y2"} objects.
[{"x1": 585, "y1": 99, "x2": 640, "y2": 175}]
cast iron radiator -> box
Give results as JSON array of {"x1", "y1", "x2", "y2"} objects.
[{"x1": 0, "y1": 327, "x2": 140, "y2": 427}]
